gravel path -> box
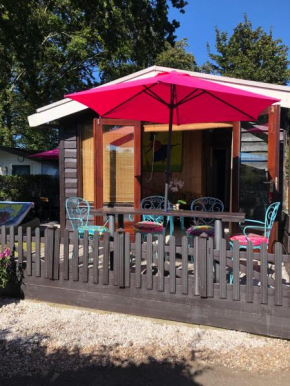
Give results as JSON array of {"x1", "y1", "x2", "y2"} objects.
[{"x1": 0, "y1": 298, "x2": 290, "y2": 379}]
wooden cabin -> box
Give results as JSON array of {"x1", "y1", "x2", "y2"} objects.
[{"x1": 28, "y1": 66, "x2": 290, "y2": 247}]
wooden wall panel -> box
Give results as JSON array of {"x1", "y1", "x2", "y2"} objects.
[
  {"x1": 142, "y1": 130, "x2": 203, "y2": 197},
  {"x1": 59, "y1": 123, "x2": 78, "y2": 232},
  {"x1": 231, "y1": 122, "x2": 240, "y2": 212},
  {"x1": 268, "y1": 105, "x2": 281, "y2": 251}
]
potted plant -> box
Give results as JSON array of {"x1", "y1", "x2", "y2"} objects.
[{"x1": 168, "y1": 178, "x2": 184, "y2": 209}]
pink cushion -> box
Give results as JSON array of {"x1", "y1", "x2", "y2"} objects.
[
  {"x1": 230, "y1": 233, "x2": 268, "y2": 247},
  {"x1": 133, "y1": 221, "x2": 164, "y2": 234}
]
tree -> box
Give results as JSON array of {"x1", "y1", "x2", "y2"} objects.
[
  {"x1": 206, "y1": 15, "x2": 290, "y2": 85},
  {"x1": 155, "y1": 38, "x2": 196, "y2": 71},
  {"x1": 0, "y1": 0, "x2": 188, "y2": 150}
]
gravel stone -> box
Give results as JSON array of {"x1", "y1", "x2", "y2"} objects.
[{"x1": 0, "y1": 298, "x2": 290, "y2": 378}]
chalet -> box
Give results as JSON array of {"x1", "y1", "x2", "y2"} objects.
[{"x1": 28, "y1": 66, "x2": 290, "y2": 247}]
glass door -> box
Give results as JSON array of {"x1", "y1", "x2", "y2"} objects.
[
  {"x1": 103, "y1": 124, "x2": 134, "y2": 205},
  {"x1": 94, "y1": 118, "x2": 141, "y2": 214}
]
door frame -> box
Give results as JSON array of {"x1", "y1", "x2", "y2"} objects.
[{"x1": 94, "y1": 118, "x2": 142, "y2": 224}]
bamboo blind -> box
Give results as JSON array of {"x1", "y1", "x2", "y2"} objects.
[
  {"x1": 103, "y1": 126, "x2": 134, "y2": 204},
  {"x1": 81, "y1": 124, "x2": 94, "y2": 202}
]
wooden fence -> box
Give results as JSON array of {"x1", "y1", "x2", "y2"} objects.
[{"x1": 1, "y1": 225, "x2": 290, "y2": 339}]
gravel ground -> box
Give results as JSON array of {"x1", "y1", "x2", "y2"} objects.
[{"x1": 0, "y1": 298, "x2": 290, "y2": 379}]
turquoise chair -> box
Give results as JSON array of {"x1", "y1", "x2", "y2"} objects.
[
  {"x1": 133, "y1": 196, "x2": 172, "y2": 239},
  {"x1": 66, "y1": 197, "x2": 109, "y2": 238},
  {"x1": 229, "y1": 202, "x2": 280, "y2": 250},
  {"x1": 229, "y1": 202, "x2": 280, "y2": 285},
  {"x1": 186, "y1": 197, "x2": 224, "y2": 238}
]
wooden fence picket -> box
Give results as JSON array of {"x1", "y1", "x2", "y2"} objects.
[
  {"x1": 18, "y1": 227, "x2": 23, "y2": 266},
  {"x1": 193, "y1": 237, "x2": 199, "y2": 296},
  {"x1": 135, "y1": 233, "x2": 142, "y2": 289},
  {"x1": 72, "y1": 230, "x2": 79, "y2": 281},
  {"x1": 246, "y1": 242, "x2": 254, "y2": 303},
  {"x1": 199, "y1": 235, "x2": 207, "y2": 298},
  {"x1": 9, "y1": 226, "x2": 14, "y2": 253},
  {"x1": 82, "y1": 230, "x2": 89, "y2": 283},
  {"x1": 206, "y1": 237, "x2": 214, "y2": 297},
  {"x1": 26, "y1": 227, "x2": 32, "y2": 276},
  {"x1": 274, "y1": 242, "x2": 283, "y2": 306},
  {"x1": 118, "y1": 232, "x2": 125, "y2": 288},
  {"x1": 260, "y1": 242, "x2": 268, "y2": 304},
  {"x1": 157, "y1": 234, "x2": 165, "y2": 292},
  {"x1": 53, "y1": 228, "x2": 60, "y2": 280},
  {"x1": 146, "y1": 234, "x2": 153, "y2": 290},
  {"x1": 103, "y1": 232, "x2": 110, "y2": 285},
  {"x1": 124, "y1": 232, "x2": 131, "y2": 288},
  {"x1": 233, "y1": 240, "x2": 240, "y2": 301},
  {"x1": 181, "y1": 236, "x2": 188, "y2": 295},
  {"x1": 219, "y1": 238, "x2": 227, "y2": 299},
  {"x1": 1, "y1": 225, "x2": 6, "y2": 251},
  {"x1": 63, "y1": 229, "x2": 69, "y2": 280},
  {"x1": 169, "y1": 236, "x2": 176, "y2": 294},
  {"x1": 35, "y1": 227, "x2": 41, "y2": 277},
  {"x1": 93, "y1": 231, "x2": 99, "y2": 284},
  {"x1": 46, "y1": 228, "x2": 54, "y2": 280}
]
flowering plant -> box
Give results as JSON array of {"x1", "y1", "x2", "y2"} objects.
[
  {"x1": 0, "y1": 247, "x2": 20, "y2": 288},
  {"x1": 168, "y1": 178, "x2": 184, "y2": 204},
  {"x1": 169, "y1": 178, "x2": 184, "y2": 193}
]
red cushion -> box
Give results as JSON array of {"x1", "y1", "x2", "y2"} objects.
[
  {"x1": 133, "y1": 221, "x2": 164, "y2": 234},
  {"x1": 230, "y1": 233, "x2": 267, "y2": 247}
]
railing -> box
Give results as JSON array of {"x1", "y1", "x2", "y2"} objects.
[{"x1": 1, "y1": 226, "x2": 290, "y2": 338}]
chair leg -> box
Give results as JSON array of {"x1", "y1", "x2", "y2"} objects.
[{"x1": 180, "y1": 216, "x2": 185, "y2": 232}]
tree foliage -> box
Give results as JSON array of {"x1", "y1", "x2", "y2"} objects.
[
  {"x1": 155, "y1": 38, "x2": 196, "y2": 71},
  {"x1": 0, "y1": 0, "x2": 187, "y2": 150},
  {"x1": 206, "y1": 15, "x2": 290, "y2": 85}
]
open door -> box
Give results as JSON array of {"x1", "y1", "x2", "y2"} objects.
[{"x1": 94, "y1": 118, "x2": 141, "y2": 224}]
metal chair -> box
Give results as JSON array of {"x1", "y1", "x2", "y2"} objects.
[
  {"x1": 65, "y1": 197, "x2": 109, "y2": 238},
  {"x1": 229, "y1": 202, "x2": 280, "y2": 250},
  {"x1": 133, "y1": 196, "x2": 172, "y2": 239},
  {"x1": 186, "y1": 197, "x2": 224, "y2": 238}
]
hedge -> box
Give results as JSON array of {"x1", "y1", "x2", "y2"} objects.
[{"x1": 0, "y1": 175, "x2": 59, "y2": 202}]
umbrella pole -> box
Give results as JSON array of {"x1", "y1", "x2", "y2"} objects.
[{"x1": 164, "y1": 85, "x2": 175, "y2": 211}]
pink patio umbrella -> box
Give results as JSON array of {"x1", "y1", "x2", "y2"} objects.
[
  {"x1": 30, "y1": 148, "x2": 59, "y2": 160},
  {"x1": 66, "y1": 71, "x2": 280, "y2": 209}
]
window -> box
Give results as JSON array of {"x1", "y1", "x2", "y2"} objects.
[
  {"x1": 12, "y1": 165, "x2": 30, "y2": 175},
  {"x1": 81, "y1": 124, "x2": 94, "y2": 202}
]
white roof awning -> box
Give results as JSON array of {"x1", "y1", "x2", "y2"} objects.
[{"x1": 28, "y1": 65, "x2": 290, "y2": 127}]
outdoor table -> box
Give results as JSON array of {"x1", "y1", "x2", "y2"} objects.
[{"x1": 90, "y1": 207, "x2": 245, "y2": 249}]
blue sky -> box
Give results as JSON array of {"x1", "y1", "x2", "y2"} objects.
[{"x1": 168, "y1": 0, "x2": 290, "y2": 67}]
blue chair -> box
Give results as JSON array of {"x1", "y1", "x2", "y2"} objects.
[
  {"x1": 66, "y1": 197, "x2": 109, "y2": 238},
  {"x1": 230, "y1": 202, "x2": 280, "y2": 250},
  {"x1": 186, "y1": 197, "x2": 224, "y2": 238},
  {"x1": 133, "y1": 196, "x2": 172, "y2": 238}
]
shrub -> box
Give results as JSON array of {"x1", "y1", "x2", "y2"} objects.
[
  {"x1": 0, "y1": 175, "x2": 58, "y2": 202},
  {"x1": 0, "y1": 247, "x2": 23, "y2": 288}
]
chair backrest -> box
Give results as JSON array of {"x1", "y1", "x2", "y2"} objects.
[
  {"x1": 66, "y1": 197, "x2": 90, "y2": 230},
  {"x1": 190, "y1": 197, "x2": 224, "y2": 226},
  {"x1": 141, "y1": 196, "x2": 170, "y2": 224},
  {"x1": 264, "y1": 202, "x2": 280, "y2": 240}
]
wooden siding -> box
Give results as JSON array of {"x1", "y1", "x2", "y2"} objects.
[{"x1": 59, "y1": 124, "x2": 78, "y2": 230}]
